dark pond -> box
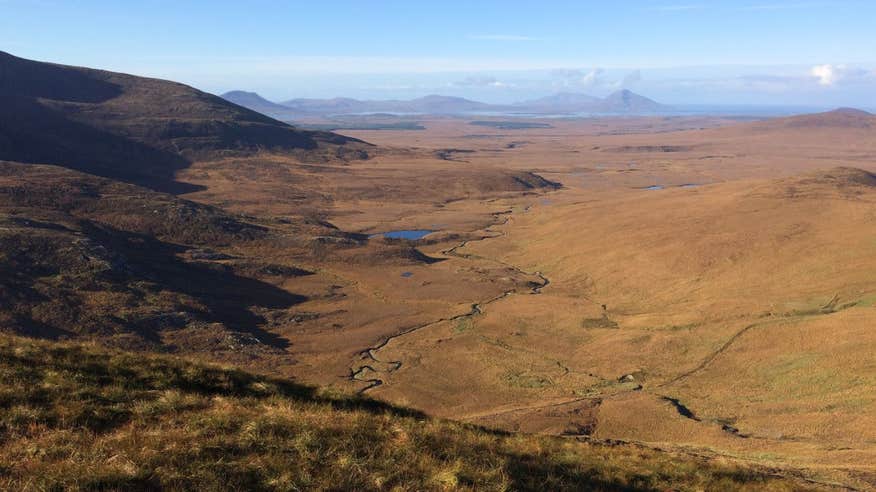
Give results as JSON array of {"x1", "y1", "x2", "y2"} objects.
[{"x1": 370, "y1": 229, "x2": 434, "y2": 240}]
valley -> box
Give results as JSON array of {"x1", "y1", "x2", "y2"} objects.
[
  {"x1": 157, "y1": 109, "x2": 876, "y2": 488},
  {"x1": 266, "y1": 113, "x2": 876, "y2": 488},
  {"x1": 3, "y1": 51, "x2": 876, "y2": 490}
]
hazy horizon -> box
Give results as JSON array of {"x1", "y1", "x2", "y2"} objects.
[{"x1": 3, "y1": 0, "x2": 876, "y2": 108}]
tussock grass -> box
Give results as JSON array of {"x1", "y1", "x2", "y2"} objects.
[
  {"x1": 581, "y1": 316, "x2": 619, "y2": 329},
  {"x1": 0, "y1": 335, "x2": 807, "y2": 491}
]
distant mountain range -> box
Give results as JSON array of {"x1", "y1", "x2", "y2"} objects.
[
  {"x1": 220, "y1": 90, "x2": 296, "y2": 115},
  {"x1": 282, "y1": 94, "x2": 495, "y2": 115},
  {"x1": 221, "y1": 89, "x2": 667, "y2": 119}
]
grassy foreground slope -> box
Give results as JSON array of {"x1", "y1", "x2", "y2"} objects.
[{"x1": 0, "y1": 335, "x2": 809, "y2": 491}]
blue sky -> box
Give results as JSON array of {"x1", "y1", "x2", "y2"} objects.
[{"x1": 2, "y1": 0, "x2": 875, "y2": 106}]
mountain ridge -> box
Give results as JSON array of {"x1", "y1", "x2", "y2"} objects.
[
  {"x1": 221, "y1": 89, "x2": 666, "y2": 117},
  {"x1": 221, "y1": 90, "x2": 298, "y2": 115},
  {"x1": 0, "y1": 51, "x2": 368, "y2": 193},
  {"x1": 278, "y1": 94, "x2": 493, "y2": 114}
]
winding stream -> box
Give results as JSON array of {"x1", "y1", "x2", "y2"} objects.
[{"x1": 350, "y1": 205, "x2": 551, "y2": 393}]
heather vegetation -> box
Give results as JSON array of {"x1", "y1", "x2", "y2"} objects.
[{"x1": 0, "y1": 335, "x2": 808, "y2": 491}]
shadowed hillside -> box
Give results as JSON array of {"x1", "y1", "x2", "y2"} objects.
[
  {"x1": 0, "y1": 161, "x2": 359, "y2": 352},
  {"x1": 0, "y1": 51, "x2": 369, "y2": 193}
]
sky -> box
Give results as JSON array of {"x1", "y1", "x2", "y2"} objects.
[{"x1": 2, "y1": 0, "x2": 875, "y2": 107}]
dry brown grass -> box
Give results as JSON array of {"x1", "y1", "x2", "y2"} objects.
[
  {"x1": 0, "y1": 335, "x2": 813, "y2": 491},
  {"x1": 6, "y1": 66, "x2": 876, "y2": 490},
  {"x1": 361, "y1": 165, "x2": 876, "y2": 488}
]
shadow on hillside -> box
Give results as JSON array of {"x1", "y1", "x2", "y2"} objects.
[
  {"x1": 80, "y1": 222, "x2": 305, "y2": 348},
  {"x1": 3, "y1": 340, "x2": 427, "y2": 420},
  {"x1": 1, "y1": 52, "x2": 200, "y2": 193},
  {"x1": 502, "y1": 453, "x2": 652, "y2": 491},
  {"x1": 6, "y1": 318, "x2": 77, "y2": 340},
  {"x1": 1, "y1": 51, "x2": 123, "y2": 102},
  {"x1": 0, "y1": 97, "x2": 204, "y2": 194}
]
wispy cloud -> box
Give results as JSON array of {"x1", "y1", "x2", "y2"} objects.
[
  {"x1": 451, "y1": 75, "x2": 514, "y2": 88},
  {"x1": 468, "y1": 34, "x2": 541, "y2": 42},
  {"x1": 581, "y1": 68, "x2": 605, "y2": 88},
  {"x1": 548, "y1": 67, "x2": 644, "y2": 91}
]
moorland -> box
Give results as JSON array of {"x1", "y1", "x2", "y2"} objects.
[{"x1": 2, "y1": 50, "x2": 875, "y2": 489}]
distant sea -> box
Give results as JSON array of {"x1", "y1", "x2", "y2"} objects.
[
  {"x1": 311, "y1": 105, "x2": 873, "y2": 120},
  {"x1": 465, "y1": 105, "x2": 833, "y2": 119}
]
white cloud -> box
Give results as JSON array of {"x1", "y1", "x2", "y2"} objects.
[
  {"x1": 581, "y1": 68, "x2": 604, "y2": 88},
  {"x1": 606, "y1": 70, "x2": 644, "y2": 90},
  {"x1": 552, "y1": 68, "x2": 642, "y2": 91},
  {"x1": 810, "y1": 64, "x2": 873, "y2": 86},
  {"x1": 811, "y1": 64, "x2": 839, "y2": 86}
]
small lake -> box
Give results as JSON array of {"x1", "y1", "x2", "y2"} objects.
[
  {"x1": 401, "y1": 272, "x2": 414, "y2": 278},
  {"x1": 370, "y1": 229, "x2": 434, "y2": 240},
  {"x1": 642, "y1": 185, "x2": 664, "y2": 190},
  {"x1": 679, "y1": 183, "x2": 700, "y2": 188}
]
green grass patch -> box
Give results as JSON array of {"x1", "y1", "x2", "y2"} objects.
[
  {"x1": 581, "y1": 316, "x2": 619, "y2": 329},
  {"x1": 454, "y1": 317, "x2": 475, "y2": 334},
  {"x1": 502, "y1": 370, "x2": 554, "y2": 389},
  {"x1": 852, "y1": 293, "x2": 876, "y2": 307}
]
